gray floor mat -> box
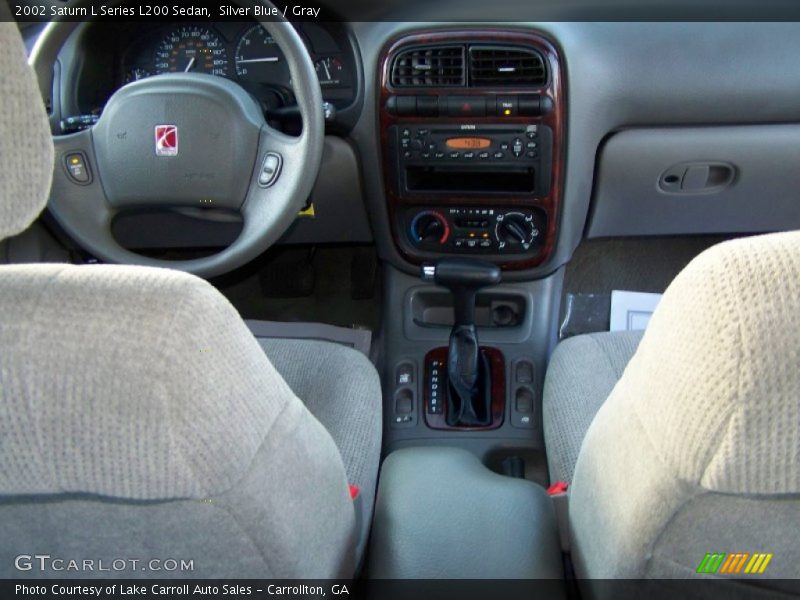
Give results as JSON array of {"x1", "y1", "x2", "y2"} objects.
[
  {"x1": 215, "y1": 245, "x2": 381, "y2": 331},
  {"x1": 560, "y1": 235, "x2": 736, "y2": 337},
  {"x1": 563, "y1": 235, "x2": 733, "y2": 296}
]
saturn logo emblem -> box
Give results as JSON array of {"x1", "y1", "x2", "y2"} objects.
[{"x1": 154, "y1": 125, "x2": 178, "y2": 156}]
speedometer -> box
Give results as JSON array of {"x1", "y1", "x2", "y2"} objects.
[
  {"x1": 154, "y1": 26, "x2": 229, "y2": 76},
  {"x1": 235, "y1": 25, "x2": 289, "y2": 86}
]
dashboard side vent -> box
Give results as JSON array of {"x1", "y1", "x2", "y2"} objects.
[
  {"x1": 391, "y1": 45, "x2": 466, "y2": 87},
  {"x1": 468, "y1": 46, "x2": 547, "y2": 87}
]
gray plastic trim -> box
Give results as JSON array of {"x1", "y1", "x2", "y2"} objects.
[
  {"x1": 403, "y1": 284, "x2": 534, "y2": 344},
  {"x1": 589, "y1": 125, "x2": 800, "y2": 237},
  {"x1": 368, "y1": 446, "x2": 564, "y2": 581},
  {"x1": 280, "y1": 137, "x2": 373, "y2": 245}
]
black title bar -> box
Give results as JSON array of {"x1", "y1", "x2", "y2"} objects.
[{"x1": 8, "y1": 0, "x2": 800, "y2": 23}]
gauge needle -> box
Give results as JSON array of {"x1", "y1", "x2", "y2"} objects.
[
  {"x1": 184, "y1": 57, "x2": 196, "y2": 72},
  {"x1": 323, "y1": 62, "x2": 331, "y2": 80},
  {"x1": 237, "y1": 57, "x2": 280, "y2": 64}
]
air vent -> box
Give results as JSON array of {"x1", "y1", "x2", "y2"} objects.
[
  {"x1": 391, "y1": 45, "x2": 466, "y2": 87},
  {"x1": 468, "y1": 46, "x2": 547, "y2": 87}
]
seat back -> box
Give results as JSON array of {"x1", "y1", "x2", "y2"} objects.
[
  {"x1": 0, "y1": 19, "x2": 52, "y2": 242},
  {"x1": 570, "y1": 232, "x2": 800, "y2": 590},
  {"x1": 0, "y1": 264, "x2": 357, "y2": 578}
]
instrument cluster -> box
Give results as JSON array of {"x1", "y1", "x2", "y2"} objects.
[{"x1": 119, "y1": 22, "x2": 354, "y2": 106}]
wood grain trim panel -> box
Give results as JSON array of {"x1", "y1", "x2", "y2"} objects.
[{"x1": 378, "y1": 28, "x2": 565, "y2": 270}]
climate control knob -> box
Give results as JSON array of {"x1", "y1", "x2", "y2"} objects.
[
  {"x1": 410, "y1": 211, "x2": 450, "y2": 245},
  {"x1": 495, "y1": 212, "x2": 539, "y2": 250}
]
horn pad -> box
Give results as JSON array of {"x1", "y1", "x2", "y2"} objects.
[{"x1": 92, "y1": 73, "x2": 264, "y2": 211}]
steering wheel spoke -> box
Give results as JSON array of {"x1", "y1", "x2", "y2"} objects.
[
  {"x1": 256, "y1": 122, "x2": 309, "y2": 184},
  {"x1": 50, "y1": 129, "x2": 118, "y2": 252},
  {"x1": 239, "y1": 123, "x2": 309, "y2": 235}
]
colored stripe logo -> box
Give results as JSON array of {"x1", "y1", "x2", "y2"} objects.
[{"x1": 697, "y1": 553, "x2": 773, "y2": 575}]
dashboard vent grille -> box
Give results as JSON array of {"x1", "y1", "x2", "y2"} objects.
[
  {"x1": 391, "y1": 45, "x2": 466, "y2": 87},
  {"x1": 468, "y1": 46, "x2": 547, "y2": 87}
]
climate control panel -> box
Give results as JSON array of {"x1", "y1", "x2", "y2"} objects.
[{"x1": 405, "y1": 206, "x2": 546, "y2": 256}]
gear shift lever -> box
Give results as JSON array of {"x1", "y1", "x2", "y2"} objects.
[{"x1": 422, "y1": 259, "x2": 501, "y2": 427}]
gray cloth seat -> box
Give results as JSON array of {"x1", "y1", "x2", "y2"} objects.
[
  {"x1": 543, "y1": 233, "x2": 800, "y2": 589},
  {"x1": 0, "y1": 265, "x2": 381, "y2": 579},
  {"x1": 258, "y1": 338, "x2": 382, "y2": 556},
  {"x1": 542, "y1": 330, "x2": 643, "y2": 483},
  {"x1": 0, "y1": 21, "x2": 382, "y2": 579}
]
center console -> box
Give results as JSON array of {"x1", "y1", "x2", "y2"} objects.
[
  {"x1": 379, "y1": 29, "x2": 565, "y2": 271},
  {"x1": 371, "y1": 27, "x2": 567, "y2": 585},
  {"x1": 379, "y1": 29, "x2": 565, "y2": 453},
  {"x1": 368, "y1": 446, "x2": 564, "y2": 583}
]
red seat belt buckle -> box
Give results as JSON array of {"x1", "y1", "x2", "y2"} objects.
[
  {"x1": 547, "y1": 481, "x2": 569, "y2": 496},
  {"x1": 348, "y1": 484, "x2": 360, "y2": 500}
]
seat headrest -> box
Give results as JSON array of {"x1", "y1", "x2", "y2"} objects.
[
  {"x1": 613, "y1": 230, "x2": 800, "y2": 495},
  {"x1": 0, "y1": 20, "x2": 53, "y2": 242}
]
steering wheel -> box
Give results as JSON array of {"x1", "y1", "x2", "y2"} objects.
[{"x1": 29, "y1": 1, "x2": 324, "y2": 278}]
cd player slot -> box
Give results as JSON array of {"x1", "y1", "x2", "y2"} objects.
[{"x1": 405, "y1": 166, "x2": 535, "y2": 194}]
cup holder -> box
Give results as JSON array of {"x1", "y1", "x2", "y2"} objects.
[{"x1": 411, "y1": 290, "x2": 526, "y2": 328}]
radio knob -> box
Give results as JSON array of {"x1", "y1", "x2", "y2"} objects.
[
  {"x1": 410, "y1": 211, "x2": 450, "y2": 245},
  {"x1": 495, "y1": 212, "x2": 537, "y2": 250}
]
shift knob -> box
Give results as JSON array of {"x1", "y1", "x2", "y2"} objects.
[
  {"x1": 421, "y1": 258, "x2": 501, "y2": 288},
  {"x1": 421, "y1": 259, "x2": 501, "y2": 325}
]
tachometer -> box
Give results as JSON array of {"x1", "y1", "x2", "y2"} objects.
[
  {"x1": 235, "y1": 25, "x2": 289, "y2": 86},
  {"x1": 154, "y1": 26, "x2": 229, "y2": 76}
]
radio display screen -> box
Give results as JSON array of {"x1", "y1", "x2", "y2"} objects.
[{"x1": 445, "y1": 137, "x2": 492, "y2": 150}]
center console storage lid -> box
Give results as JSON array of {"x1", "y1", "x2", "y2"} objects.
[{"x1": 367, "y1": 446, "x2": 564, "y2": 582}]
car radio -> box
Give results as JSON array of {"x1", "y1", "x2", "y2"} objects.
[{"x1": 392, "y1": 123, "x2": 551, "y2": 197}]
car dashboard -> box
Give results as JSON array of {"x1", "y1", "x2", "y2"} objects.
[{"x1": 31, "y1": 17, "x2": 800, "y2": 280}]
